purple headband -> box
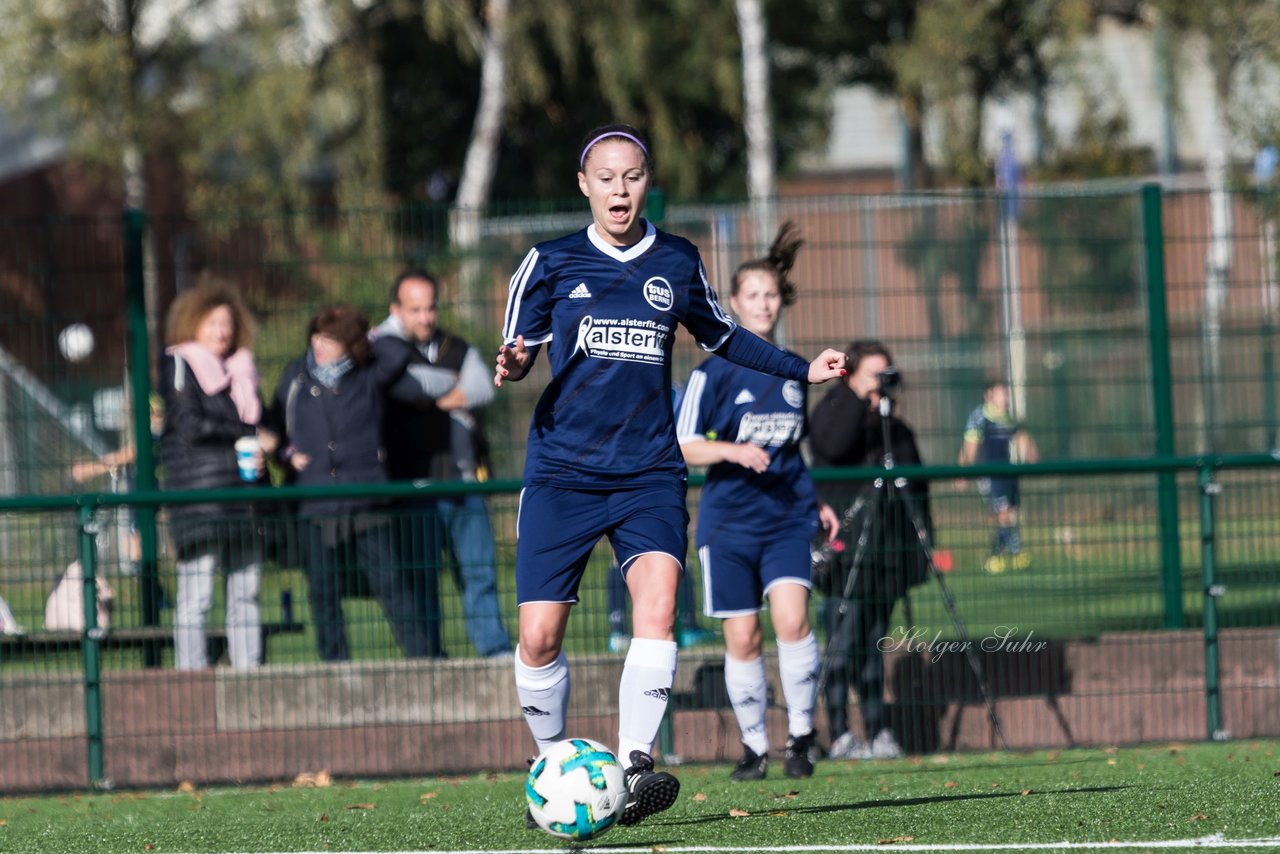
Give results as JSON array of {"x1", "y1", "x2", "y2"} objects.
[{"x1": 579, "y1": 131, "x2": 649, "y2": 170}]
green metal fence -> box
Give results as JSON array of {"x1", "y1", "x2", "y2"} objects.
[{"x1": 1, "y1": 183, "x2": 1279, "y2": 792}]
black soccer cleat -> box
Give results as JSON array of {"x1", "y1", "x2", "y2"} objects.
[
  {"x1": 731, "y1": 744, "x2": 768, "y2": 782},
  {"x1": 783, "y1": 731, "x2": 817, "y2": 779},
  {"x1": 617, "y1": 750, "x2": 681, "y2": 826},
  {"x1": 524, "y1": 755, "x2": 539, "y2": 830}
]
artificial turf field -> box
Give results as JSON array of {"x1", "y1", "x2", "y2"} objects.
[{"x1": 2, "y1": 740, "x2": 1278, "y2": 853}]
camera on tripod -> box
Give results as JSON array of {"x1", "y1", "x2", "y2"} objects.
[{"x1": 876, "y1": 367, "x2": 902, "y2": 396}]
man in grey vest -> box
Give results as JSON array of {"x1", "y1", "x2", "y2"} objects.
[{"x1": 373, "y1": 270, "x2": 514, "y2": 659}]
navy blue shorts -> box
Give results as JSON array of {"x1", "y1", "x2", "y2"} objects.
[
  {"x1": 978, "y1": 477, "x2": 1019, "y2": 513},
  {"x1": 515, "y1": 483, "x2": 690, "y2": 605},
  {"x1": 697, "y1": 525, "x2": 814, "y2": 618}
]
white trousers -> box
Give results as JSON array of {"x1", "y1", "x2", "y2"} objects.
[{"x1": 174, "y1": 541, "x2": 262, "y2": 670}]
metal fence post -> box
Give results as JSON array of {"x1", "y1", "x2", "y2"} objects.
[
  {"x1": 1197, "y1": 463, "x2": 1226, "y2": 741},
  {"x1": 78, "y1": 502, "x2": 108, "y2": 788},
  {"x1": 1141, "y1": 184, "x2": 1184, "y2": 628},
  {"x1": 124, "y1": 208, "x2": 162, "y2": 662}
]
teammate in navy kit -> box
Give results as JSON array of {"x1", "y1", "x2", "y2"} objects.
[
  {"x1": 676, "y1": 222, "x2": 839, "y2": 781},
  {"x1": 959, "y1": 380, "x2": 1039, "y2": 573},
  {"x1": 495, "y1": 124, "x2": 847, "y2": 826}
]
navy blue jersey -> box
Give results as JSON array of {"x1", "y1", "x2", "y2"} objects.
[
  {"x1": 964, "y1": 403, "x2": 1019, "y2": 463},
  {"x1": 677, "y1": 355, "x2": 818, "y2": 537},
  {"x1": 503, "y1": 222, "x2": 737, "y2": 488}
]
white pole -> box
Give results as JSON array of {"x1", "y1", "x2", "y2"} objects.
[{"x1": 1007, "y1": 216, "x2": 1027, "y2": 423}]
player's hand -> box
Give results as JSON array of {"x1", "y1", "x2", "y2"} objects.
[
  {"x1": 819, "y1": 502, "x2": 840, "y2": 542},
  {"x1": 495, "y1": 335, "x2": 531, "y2": 388},
  {"x1": 807, "y1": 348, "x2": 847, "y2": 384},
  {"x1": 729, "y1": 443, "x2": 771, "y2": 473}
]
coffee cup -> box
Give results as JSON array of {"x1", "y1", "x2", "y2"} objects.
[{"x1": 234, "y1": 436, "x2": 261, "y2": 482}]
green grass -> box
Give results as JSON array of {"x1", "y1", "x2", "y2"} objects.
[{"x1": 1, "y1": 741, "x2": 1277, "y2": 852}]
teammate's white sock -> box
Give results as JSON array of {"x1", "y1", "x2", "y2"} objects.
[
  {"x1": 724, "y1": 653, "x2": 770, "y2": 756},
  {"x1": 776, "y1": 633, "x2": 820, "y2": 737},
  {"x1": 617, "y1": 637, "x2": 677, "y2": 762},
  {"x1": 514, "y1": 646, "x2": 569, "y2": 753}
]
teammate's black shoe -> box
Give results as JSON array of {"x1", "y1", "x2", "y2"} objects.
[
  {"x1": 617, "y1": 750, "x2": 681, "y2": 826},
  {"x1": 783, "y1": 731, "x2": 817, "y2": 778},
  {"x1": 731, "y1": 745, "x2": 768, "y2": 781}
]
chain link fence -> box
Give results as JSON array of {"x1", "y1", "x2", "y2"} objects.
[{"x1": 1, "y1": 183, "x2": 1278, "y2": 792}]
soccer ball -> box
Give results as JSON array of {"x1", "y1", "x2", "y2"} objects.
[
  {"x1": 525, "y1": 738, "x2": 629, "y2": 841},
  {"x1": 57, "y1": 323, "x2": 95, "y2": 363}
]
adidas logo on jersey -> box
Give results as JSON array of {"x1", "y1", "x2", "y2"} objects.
[
  {"x1": 734, "y1": 389, "x2": 756, "y2": 405},
  {"x1": 569, "y1": 282, "x2": 593, "y2": 299},
  {"x1": 643, "y1": 687, "x2": 671, "y2": 701}
]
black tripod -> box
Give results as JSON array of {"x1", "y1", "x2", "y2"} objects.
[{"x1": 816, "y1": 390, "x2": 1007, "y2": 751}]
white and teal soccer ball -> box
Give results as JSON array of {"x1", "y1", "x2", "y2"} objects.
[{"x1": 525, "y1": 738, "x2": 628, "y2": 841}]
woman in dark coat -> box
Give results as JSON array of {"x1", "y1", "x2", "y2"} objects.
[
  {"x1": 159, "y1": 279, "x2": 266, "y2": 670},
  {"x1": 262, "y1": 305, "x2": 427, "y2": 661}
]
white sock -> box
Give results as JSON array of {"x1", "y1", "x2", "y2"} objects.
[
  {"x1": 776, "y1": 633, "x2": 819, "y2": 738},
  {"x1": 617, "y1": 637, "x2": 677, "y2": 762},
  {"x1": 514, "y1": 646, "x2": 569, "y2": 753},
  {"x1": 724, "y1": 653, "x2": 770, "y2": 756}
]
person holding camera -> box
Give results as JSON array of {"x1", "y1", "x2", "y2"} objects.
[
  {"x1": 809, "y1": 340, "x2": 932, "y2": 760},
  {"x1": 677, "y1": 222, "x2": 840, "y2": 781}
]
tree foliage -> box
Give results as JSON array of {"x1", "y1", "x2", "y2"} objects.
[
  {"x1": 0, "y1": 0, "x2": 1220, "y2": 213},
  {"x1": 0, "y1": 0, "x2": 385, "y2": 213},
  {"x1": 891, "y1": 0, "x2": 1091, "y2": 185}
]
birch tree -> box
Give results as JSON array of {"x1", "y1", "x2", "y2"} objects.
[
  {"x1": 736, "y1": 0, "x2": 776, "y2": 249},
  {"x1": 438, "y1": 0, "x2": 509, "y2": 251}
]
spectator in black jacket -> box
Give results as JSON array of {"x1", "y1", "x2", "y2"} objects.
[
  {"x1": 159, "y1": 279, "x2": 266, "y2": 670},
  {"x1": 809, "y1": 340, "x2": 931, "y2": 760},
  {"x1": 261, "y1": 305, "x2": 434, "y2": 661}
]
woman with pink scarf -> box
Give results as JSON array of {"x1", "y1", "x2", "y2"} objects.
[{"x1": 159, "y1": 279, "x2": 266, "y2": 670}]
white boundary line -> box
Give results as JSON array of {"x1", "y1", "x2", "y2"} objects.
[{"x1": 192, "y1": 838, "x2": 1280, "y2": 853}]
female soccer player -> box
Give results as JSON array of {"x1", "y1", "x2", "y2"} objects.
[
  {"x1": 676, "y1": 222, "x2": 839, "y2": 780},
  {"x1": 496, "y1": 124, "x2": 846, "y2": 825}
]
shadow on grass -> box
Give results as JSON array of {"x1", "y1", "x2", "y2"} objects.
[
  {"x1": 874, "y1": 755, "x2": 1102, "y2": 775},
  {"x1": 633, "y1": 784, "x2": 1132, "y2": 832}
]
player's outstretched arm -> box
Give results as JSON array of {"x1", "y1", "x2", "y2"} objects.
[
  {"x1": 494, "y1": 334, "x2": 537, "y2": 388},
  {"x1": 807, "y1": 348, "x2": 847, "y2": 385}
]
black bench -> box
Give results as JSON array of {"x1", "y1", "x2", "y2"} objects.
[{"x1": 0, "y1": 621, "x2": 306, "y2": 666}]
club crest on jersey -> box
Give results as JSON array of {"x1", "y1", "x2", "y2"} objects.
[
  {"x1": 642, "y1": 276, "x2": 674, "y2": 310},
  {"x1": 574, "y1": 316, "x2": 669, "y2": 365},
  {"x1": 782, "y1": 380, "x2": 804, "y2": 408}
]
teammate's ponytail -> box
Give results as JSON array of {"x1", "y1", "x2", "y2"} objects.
[{"x1": 732, "y1": 220, "x2": 804, "y2": 307}]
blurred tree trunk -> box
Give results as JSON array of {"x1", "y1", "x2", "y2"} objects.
[
  {"x1": 1201, "y1": 65, "x2": 1232, "y2": 451},
  {"x1": 449, "y1": 0, "x2": 509, "y2": 326},
  {"x1": 736, "y1": 0, "x2": 776, "y2": 250}
]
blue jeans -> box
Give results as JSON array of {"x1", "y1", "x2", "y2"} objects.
[
  {"x1": 405, "y1": 496, "x2": 512, "y2": 658},
  {"x1": 823, "y1": 592, "x2": 896, "y2": 742},
  {"x1": 437, "y1": 495, "x2": 513, "y2": 656}
]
